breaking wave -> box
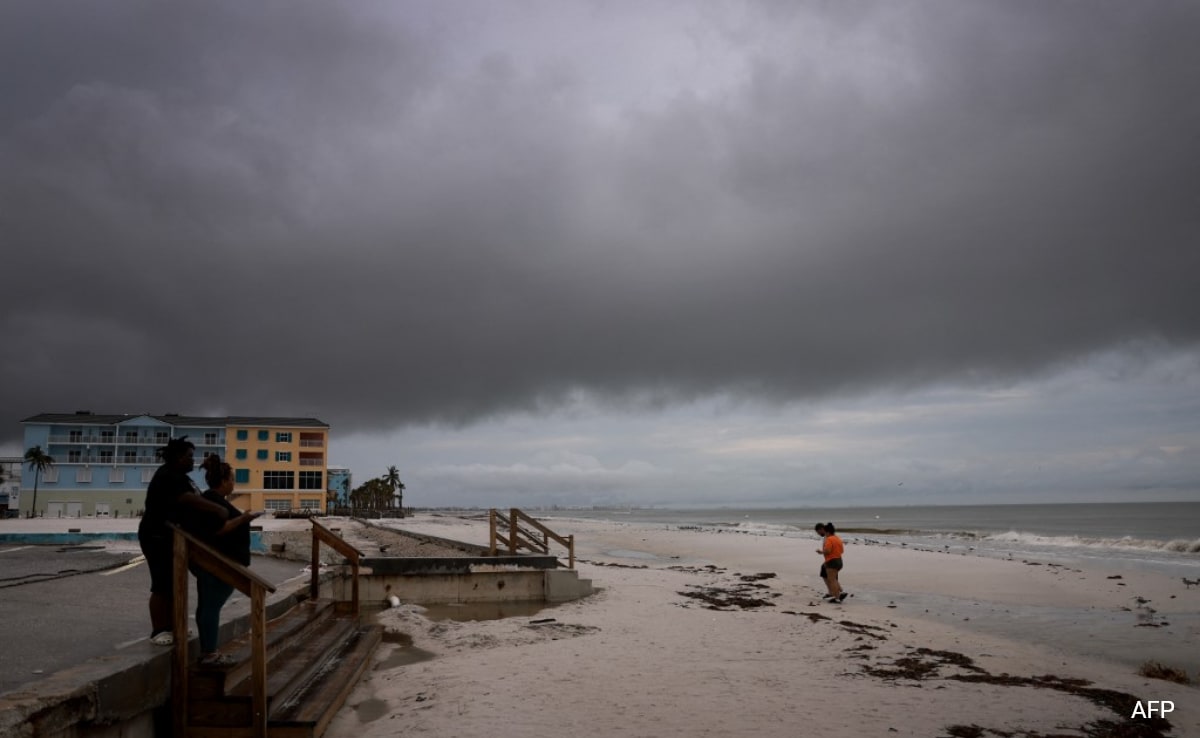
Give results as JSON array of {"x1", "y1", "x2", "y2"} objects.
[{"x1": 974, "y1": 530, "x2": 1200, "y2": 554}]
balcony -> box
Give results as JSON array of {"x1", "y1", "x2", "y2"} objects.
[
  {"x1": 299, "y1": 439, "x2": 324, "y2": 448},
  {"x1": 61, "y1": 456, "x2": 159, "y2": 465},
  {"x1": 48, "y1": 435, "x2": 224, "y2": 447},
  {"x1": 298, "y1": 458, "x2": 325, "y2": 467}
]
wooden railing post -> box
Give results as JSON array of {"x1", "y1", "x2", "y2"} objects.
[
  {"x1": 172, "y1": 530, "x2": 190, "y2": 738},
  {"x1": 489, "y1": 509, "x2": 497, "y2": 555},
  {"x1": 509, "y1": 507, "x2": 518, "y2": 555},
  {"x1": 311, "y1": 530, "x2": 321, "y2": 601},
  {"x1": 166, "y1": 524, "x2": 276, "y2": 738},
  {"x1": 250, "y1": 584, "x2": 267, "y2": 738},
  {"x1": 310, "y1": 520, "x2": 364, "y2": 615}
]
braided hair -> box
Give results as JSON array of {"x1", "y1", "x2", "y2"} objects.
[{"x1": 156, "y1": 436, "x2": 195, "y2": 464}]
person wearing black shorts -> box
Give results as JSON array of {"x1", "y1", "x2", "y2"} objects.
[{"x1": 137, "y1": 437, "x2": 229, "y2": 645}]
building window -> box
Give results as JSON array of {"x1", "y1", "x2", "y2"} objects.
[
  {"x1": 276, "y1": 451, "x2": 292, "y2": 463},
  {"x1": 236, "y1": 449, "x2": 247, "y2": 460},
  {"x1": 265, "y1": 499, "x2": 292, "y2": 511},
  {"x1": 299, "y1": 471, "x2": 323, "y2": 490},
  {"x1": 155, "y1": 431, "x2": 169, "y2": 444},
  {"x1": 98, "y1": 450, "x2": 113, "y2": 464},
  {"x1": 68, "y1": 450, "x2": 82, "y2": 463},
  {"x1": 125, "y1": 431, "x2": 138, "y2": 443},
  {"x1": 100, "y1": 430, "x2": 114, "y2": 443},
  {"x1": 276, "y1": 432, "x2": 292, "y2": 443},
  {"x1": 236, "y1": 469, "x2": 250, "y2": 484},
  {"x1": 204, "y1": 432, "x2": 218, "y2": 445},
  {"x1": 257, "y1": 449, "x2": 268, "y2": 460},
  {"x1": 124, "y1": 450, "x2": 137, "y2": 463},
  {"x1": 263, "y1": 471, "x2": 294, "y2": 489},
  {"x1": 77, "y1": 468, "x2": 92, "y2": 483},
  {"x1": 258, "y1": 430, "x2": 269, "y2": 441},
  {"x1": 237, "y1": 429, "x2": 248, "y2": 441},
  {"x1": 111, "y1": 469, "x2": 125, "y2": 483},
  {"x1": 300, "y1": 499, "x2": 320, "y2": 510},
  {"x1": 69, "y1": 430, "x2": 82, "y2": 442}
]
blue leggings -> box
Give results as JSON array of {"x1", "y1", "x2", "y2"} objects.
[{"x1": 195, "y1": 570, "x2": 234, "y2": 653}]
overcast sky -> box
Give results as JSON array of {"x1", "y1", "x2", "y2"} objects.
[{"x1": 2, "y1": 1, "x2": 1197, "y2": 508}]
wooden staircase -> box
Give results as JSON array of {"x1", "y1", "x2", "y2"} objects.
[
  {"x1": 170, "y1": 520, "x2": 379, "y2": 738},
  {"x1": 185, "y1": 599, "x2": 381, "y2": 738}
]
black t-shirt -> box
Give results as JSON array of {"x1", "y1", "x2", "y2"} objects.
[
  {"x1": 141, "y1": 463, "x2": 200, "y2": 532},
  {"x1": 196, "y1": 490, "x2": 252, "y2": 567}
]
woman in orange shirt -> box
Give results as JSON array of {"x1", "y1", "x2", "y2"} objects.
[{"x1": 815, "y1": 522, "x2": 846, "y2": 603}]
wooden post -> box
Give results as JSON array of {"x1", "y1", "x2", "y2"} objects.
[
  {"x1": 311, "y1": 530, "x2": 321, "y2": 600},
  {"x1": 488, "y1": 509, "x2": 497, "y2": 556},
  {"x1": 509, "y1": 507, "x2": 519, "y2": 555},
  {"x1": 568, "y1": 534, "x2": 575, "y2": 569},
  {"x1": 172, "y1": 530, "x2": 189, "y2": 738},
  {"x1": 251, "y1": 585, "x2": 268, "y2": 738}
]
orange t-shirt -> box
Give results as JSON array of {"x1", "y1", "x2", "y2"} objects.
[{"x1": 823, "y1": 534, "x2": 844, "y2": 562}]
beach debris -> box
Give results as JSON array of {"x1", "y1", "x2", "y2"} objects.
[
  {"x1": 737, "y1": 572, "x2": 777, "y2": 583},
  {"x1": 836, "y1": 620, "x2": 889, "y2": 641},
  {"x1": 782, "y1": 610, "x2": 831, "y2": 623},
  {"x1": 1138, "y1": 661, "x2": 1191, "y2": 685},
  {"x1": 866, "y1": 648, "x2": 1174, "y2": 738},
  {"x1": 1106, "y1": 574, "x2": 1123, "y2": 579},
  {"x1": 678, "y1": 584, "x2": 775, "y2": 610}
]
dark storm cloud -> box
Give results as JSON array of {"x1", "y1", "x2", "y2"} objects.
[{"x1": 2, "y1": 0, "x2": 1198, "y2": 442}]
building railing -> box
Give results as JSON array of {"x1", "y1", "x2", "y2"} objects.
[
  {"x1": 299, "y1": 439, "x2": 324, "y2": 448},
  {"x1": 47, "y1": 435, "x2": 225, "y2": 446}
]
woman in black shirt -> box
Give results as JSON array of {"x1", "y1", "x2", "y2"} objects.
[{"x1": 194, "y1": 454, "x2": 262, "y2": 665}]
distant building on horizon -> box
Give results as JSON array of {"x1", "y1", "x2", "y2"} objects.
[
  {"x1": 19, "y1": 412, "x2": 331, "y2": 518},
  {"x1": 0, "y1": 456, "x2": 22, "y2": 515},
  {"x1": 327, "y1": 466, "x2": 352, "y2": 507}
]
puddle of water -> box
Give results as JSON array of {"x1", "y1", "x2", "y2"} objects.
[
  {"x1": 420, "y1": 600, "x2": 560, "y2": 622},
  {"x1": 354, "y1": 697, "x2": 390, "y2": 724},
  {"x1": 375, "y1": 643, "x2": 436, "y2": 669}
]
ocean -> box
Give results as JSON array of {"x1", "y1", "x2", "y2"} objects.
[
  {"x1": 544, "y1": 501, "x2": 1200, "y2": 675},
  {"x1": 546, "y1": 501, "x2": 1200, "y2": 577}
]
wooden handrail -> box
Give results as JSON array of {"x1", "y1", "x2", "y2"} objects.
[
  {"x1": 169, "y1": 524, "x2": 277, "y2": 738},
  {"x1": 309, "y1": 519, "x2": 364, "y2": 616},
  {"x1": 489, "y1": 508, "x2": 575, "y2": 568}
]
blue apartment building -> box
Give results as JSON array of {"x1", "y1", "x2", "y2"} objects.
[{"x1": 20, "y1": 412, "x2": 333, "y2": 518}]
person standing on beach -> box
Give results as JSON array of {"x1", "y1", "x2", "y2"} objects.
[
  {"x1": 138, "y1": 437, "x2": 229, "y2": 646},
  {"x1": 814, "y1": 523, "x2": 831, "y2": 597},
  {"x1": 816, "y1": 522, "x2": 847, "y2": 603},
  {"x1": 192, "y1": 454, "x2": 262, "y2": 665}
]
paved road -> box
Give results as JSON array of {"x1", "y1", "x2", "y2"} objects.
[{"x1": 0, "y1": 542, "x2": 311, "y2": 696}]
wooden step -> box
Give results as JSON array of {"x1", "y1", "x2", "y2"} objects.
[
  {"x1": 188, "y1": 615, "x2": 356, "y2": 726},
  {"x1": 189, "y1": 599, "x2": 340, "y2": 700},
  {"x1": 267, "y1": 625, "x2": 383, "y2": 738},
  {"x1": 185, "y1": 624, "x2": 382, "y2": 738}
]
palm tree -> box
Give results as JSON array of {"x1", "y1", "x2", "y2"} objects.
[
  {"x1": 24, "y1": 446, "x2": 55, "y2": 518},
  {"x1": 381, "y1": 465, "x2": 405, "y2": 511}
]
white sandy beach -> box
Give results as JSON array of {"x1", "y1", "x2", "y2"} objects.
[
  {"x1": 4, "y1": 513, "x2": 1195, "y2": 736},
  {"x1": 326, "y1": 514, "x2": 1198, "y2": 738}
]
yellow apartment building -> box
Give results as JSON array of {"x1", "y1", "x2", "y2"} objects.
[{"x1": 224, "y1": 417, "x2": 330, "y2": 513}]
